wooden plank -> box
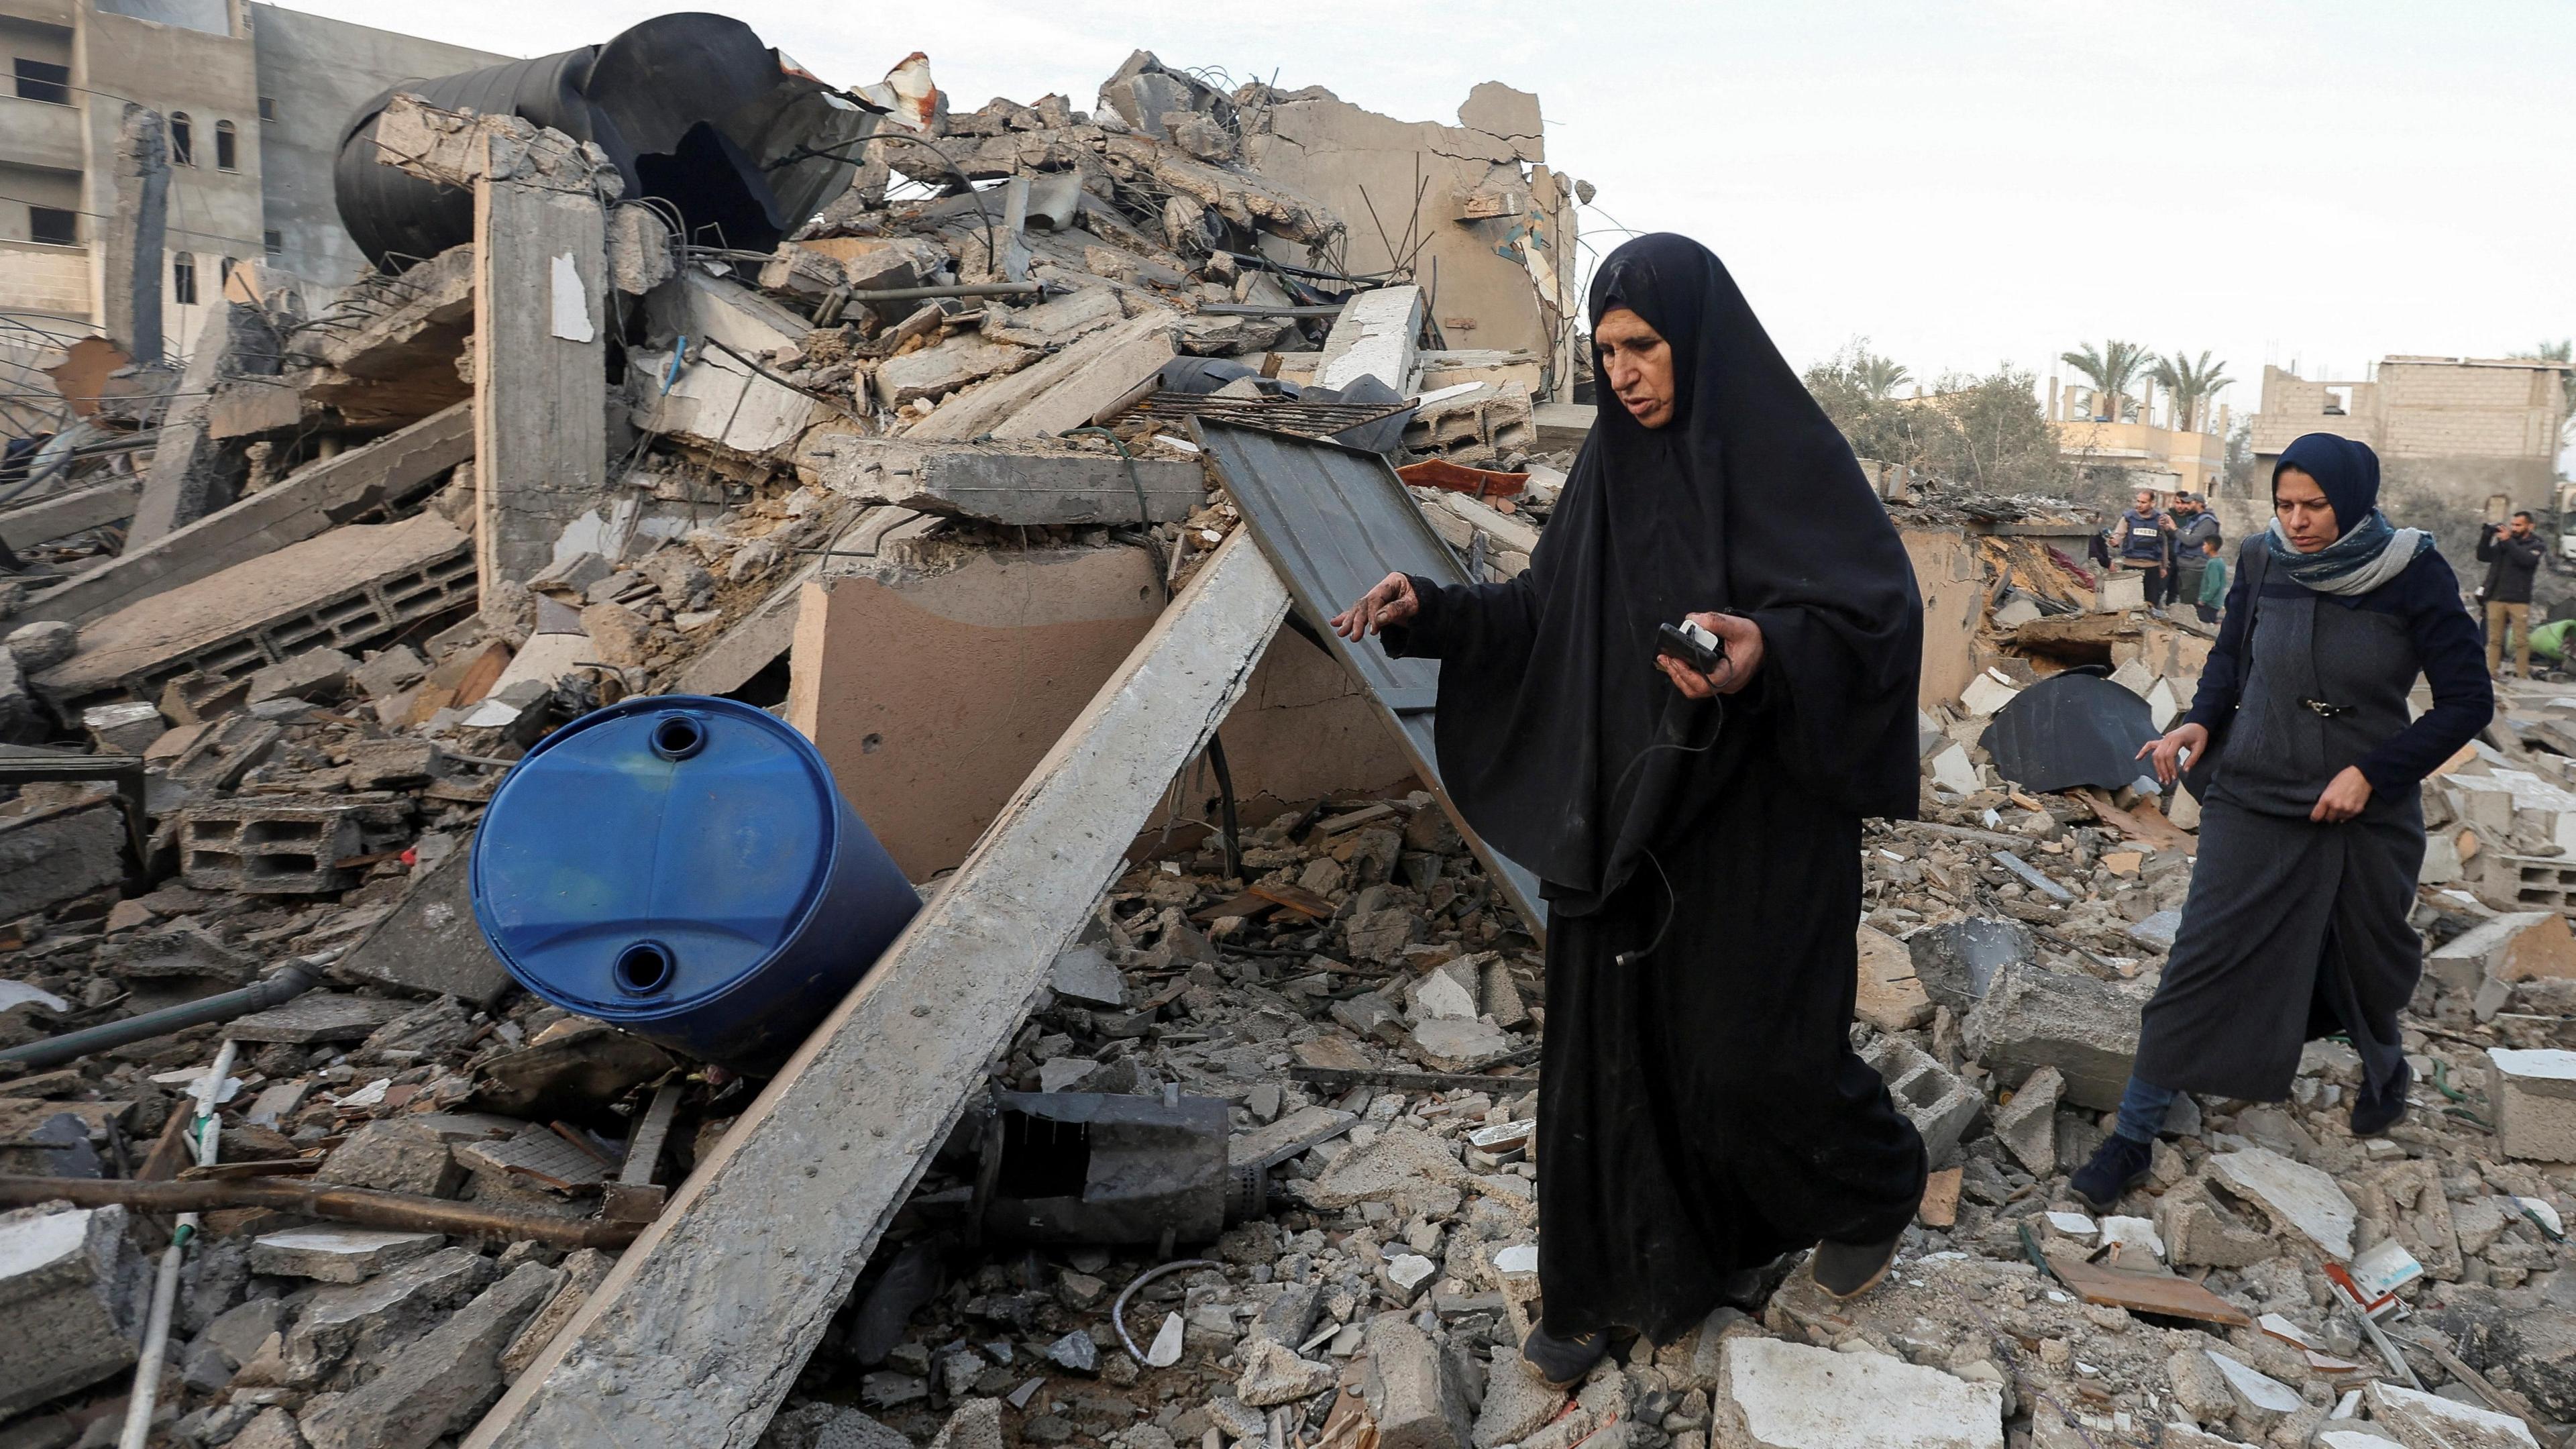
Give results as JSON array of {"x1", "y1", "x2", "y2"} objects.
[
  {"x1": 25, "y1": 402, "x2": 472, "y2": 628},
  {"x1": 466, "y1": 531, "x2": 1290, "y2": 1449},
  {"x1": 2045, "y1": 1256, "x2": 2251, "y2": 1328},
  {"x1": 474, "y1": 178, "x2": 607, "y2": 588}
]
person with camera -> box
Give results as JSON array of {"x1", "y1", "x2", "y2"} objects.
[
  {"x1": 2478, "y1": 510, "x2": 2546, "y2": 678},
  {"x1": 1332, "y1": 234, "x2": 1928, "y2": 1385}
]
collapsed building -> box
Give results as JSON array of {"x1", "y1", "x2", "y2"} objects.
[{"x1": 0, "y1": 25, "x2": 2573, "y2": 1449}]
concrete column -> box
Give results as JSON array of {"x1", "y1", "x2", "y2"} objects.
[
  {"x1": 103, "y1": 109, "x2": 169, "y2": 367},
  {"x1": 473, "y1": 178, "x2": 608, "y2": 588}
]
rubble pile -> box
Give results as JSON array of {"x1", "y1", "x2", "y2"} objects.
[{"x1": 2, "y1": 31, "x2": 2574, "y2": 1449}]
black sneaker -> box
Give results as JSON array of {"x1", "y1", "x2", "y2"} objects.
[
  {"x1": 1519, "y1": 1324, "x2": 1607, "y2": 1390},
  {"x1": 1811, "y1": 1232, "x2": 1902, "y2": 1301},
  {"x1": 2068, "y1": 1134, "x2": 2154, "y2": 1211},
  {"x1": 2351, "y1": 1059, "x2": 2412, "y2": 1137}
]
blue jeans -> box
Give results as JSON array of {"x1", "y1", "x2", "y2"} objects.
[{"x1": 2112, "y1": 1075, "x2": 2178, "y2": 1144}]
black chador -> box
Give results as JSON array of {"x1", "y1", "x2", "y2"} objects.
[{"x1": 1380, "y1": 233, "x2": 1929, "y2": 1342}]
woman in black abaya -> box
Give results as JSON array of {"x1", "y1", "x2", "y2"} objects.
[{"x1": 1332, "y1": 234, "x2": 1928, "y2": 1385}]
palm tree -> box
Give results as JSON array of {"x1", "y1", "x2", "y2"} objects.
[
  {"x1": 2059, "y1": 339, "x2": 2153, "y2": 423},
  {"x1": 2148, "y1": 350, "x2": 2233, "y2": 433},
  {"x1": 1856, "y1": 352, "x2": 1911, "y2": 400}
]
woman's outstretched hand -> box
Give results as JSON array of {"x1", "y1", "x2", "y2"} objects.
[
  {"x1": 1332, "y1": 572, "x2": 1418, "y2": 641},
  {"x1": 2136, "y1": 722, "x2": 2209, "y2": 786},
  {"x1": 1658, "y1": 611, "x2": 1766, "y2": 698},
  {"x1": 2311, "y1": 765, "x2": 2374, "y2": 824}
]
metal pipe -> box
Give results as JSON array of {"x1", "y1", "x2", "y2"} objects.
[
  {"x1": 849, "y1": 280, "x2": 1040, "y2": 304},
  {"x1": 0, "y1": 1175, "x2": 647, "y2": 1250},
  {"x1": 119, "y1": 1039, "x2": 233, "y2": 1449},
  {"x1": 0, "y1": 965, "x2": 315, "y2": 1069}
]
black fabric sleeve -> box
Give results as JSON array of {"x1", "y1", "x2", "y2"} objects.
[
  {"x1": 1379, "y1": 572, "x2": 1542, "y2": 665},
  {"x1": 2357, "y1": 552, "x2": 2495, "y2": 794},
  {"x1": 2476, "y1": 528, "x2": 2501, "y2": 563},
  {"x1": 2183, "y1": 539, "x2": 2264, "y2": 732}
]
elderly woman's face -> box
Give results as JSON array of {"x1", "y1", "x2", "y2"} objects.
[
  {"x1": 2274, "y1": 466, "x2": 2341, "y2": 553},
  {"x1": 1596, "y1": 307, "x2": 1676, "y2": 429}
]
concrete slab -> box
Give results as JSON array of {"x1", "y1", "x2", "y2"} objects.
[
  {"x1": 1714, "y1": 1338, "x2": 2002, "y2": 1449},
  {"x1": 2208, "y1": 1148, "x2": 2357, "y2": 1258},
  {"x1": 248, "y1": 1226, "x2": 445, "y2": 1283},
  {"x1": 36, "y1": 513, "x2": 476, "y2": 704}
]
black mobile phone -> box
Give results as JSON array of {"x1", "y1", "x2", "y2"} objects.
[{"x1": 1656, "y1": 620, "x2": 1725, "y2": 676}]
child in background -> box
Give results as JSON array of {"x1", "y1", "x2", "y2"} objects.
[{"x1": 2195, "y1": 535, "x2": 2228, "y2": 625}]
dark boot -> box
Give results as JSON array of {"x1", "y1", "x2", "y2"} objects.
[
  {"x1": 1811, "y1": 1232, "x2": 1902, "y2": 1301},
  {"x1": 2068, "y1": 1134, "x2": 2154, "y2": 1212},
  {"x1": 2351, "y1": 1059, "x2": 2412, "y2": 1137},
  {"x1": 1519, "y1": 1324, "x2": 1607, "y2": 1391}
]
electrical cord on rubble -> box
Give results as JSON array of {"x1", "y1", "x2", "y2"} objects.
[{"x1": 1605, "y1": 694, "x2": 1725, "y2": 967}]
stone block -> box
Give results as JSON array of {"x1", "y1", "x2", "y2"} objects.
[
  {"x1": 343, "y1": 739, "x2": 445, "y2": 790},
  {"x1": 83, "y1": 700, "x2": 165, "y2": 755},
  {"x1": 2363, "y1": 1380, "x2": 2540, "y2": 1448},
  {"x1": 2153, "y1": 1181, "x2": 2276, "y2": 1269},
  {"x1": 1962, "y1": 961, "x2": 2141, "y2": 1110},
  {"x1": 332, "y1": 843, "x2": 515, "y2": 1006},
  {"x1": 873, "y1": 337, "x2": 1040, "y2": 407},
  {"x1": 1306, "y1": 1126, "x2": 1477, "y2": 1210},
  {"x1": 299, "y1": 1260, "x2": 558, "y2": 1449},
  {"x1": 0, "y1": 801, "x2": 125, "y2": 920},
  {"x1": 1473, "y1": 1356, "x2": 1567, "y2": 1449},
  {"x1": 352, "y1": 643, "x2": 431, "y2": 699},
  {"x1": 2207, "y1": 1148, "x2": 2357, "y2": 1258},
  {"x1": 1713, "y1": 1338, "x2": 2002, "y2": 1449},
  {"x1": 1991, "y1": 1064, "x2": 2061, "y2": 1177},
  {"x1": 315, "y1": 1118, "x2": 465, "y2": 1197},
  {"x1": 0, "y1": 1205, "x2": 144, "y2": 1415},
  {"x1": 1860, "y1": 1036, "x2": 1981, "y2": 1169},
  {"x1": 498, "y1": 1245, "x2": 613, "y2": 1379},
  {"x1": 2490, "y1": 1048, "x2": 2576, "y2": 1161},
  {"x1": 1855, "y1": 926, "x2": 1932, "y2": 1032},
  {"x1": 1362, "y1": 1316, "x2": 1471, "y2": 1449},
  {"x1": 5, "y1": 619, "x2": 77, "y2": 672},
  {"x1": 246, "y1": 647, "x2": 355, "y2": 704},
  {"x1": 2432, "y1": 911, "x2": 2576, "y2": 997},
  {"x1": 281, "y1": 1244, "x2": 494, "y2": 1381},
  {"x1": 249, "y1": 1226, "x2": 445, "y2": 1283}
]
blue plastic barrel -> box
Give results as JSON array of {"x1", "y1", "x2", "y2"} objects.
[{"x1": 470, "y1": 695, "x2": 921, "y2": 1073}]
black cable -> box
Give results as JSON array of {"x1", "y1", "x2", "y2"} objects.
[{"x1": 1605, "y1": 695, "x2": 1727, "y2": 968}]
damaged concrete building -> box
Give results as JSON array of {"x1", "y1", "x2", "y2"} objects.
[{"x1": 3, "y1": 21, "x2": 2576, "y2": 1449}]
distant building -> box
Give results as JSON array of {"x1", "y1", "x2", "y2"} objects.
[
  {"x1": 0, "y1": 0, "x2": 505, "y2": 356},
  {"x1": 2050, "y1": 378, "x2": 2229, "y2": 502},
  {"x1": 2236, "y1": 358, "x2": 2571, "y2": 582}
]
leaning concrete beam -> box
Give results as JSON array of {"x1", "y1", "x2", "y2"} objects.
[
  {"x1": 26, "y1": 402, "x2": 472, "y2": 629},
  {"x1": 910, "y1": 311, "x2": 1176, "y2": 441},
  {"x1": 800, "y1": 437, "x2": 1201, "y2": 526},
  {"x1": 0, "y1": 479, "x2": 140, "y2": 552},
  {"x1": 36, "y1": 513, "x2": 475, "y2": 703},
  {"x1": 1318, "y1": 284, "x2": 1422, "y2": 392},
  {"x1": 465, "y1": 532, "x2": 1290, "y2": 1449}
]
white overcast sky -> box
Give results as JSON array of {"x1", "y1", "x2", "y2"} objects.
[{"x1": 288, "y1": 0, "x2": 2576, "y2": 417}]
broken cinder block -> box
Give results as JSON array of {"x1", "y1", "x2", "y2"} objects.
[
  {"x1": 179, "y1": 796, "x2": 367, "y2": 894},
  {"x1": 1860, "y1": 1035, "x2": 1980, "y2": 1169},
  {"x1": 2489, "y1": 1048, "x2": 2576, "y2": 1162}
]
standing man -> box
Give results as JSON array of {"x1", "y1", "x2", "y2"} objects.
[
  {"x1": 2169, "y1": 493, "x2": 2222, "y2": 608},
  {"x1": 2479, "y1": 511, "x2": 2545, "y2": 678},
  {"x1": 2110, "y1": 489, "x2": 2174, "y2": 608}
]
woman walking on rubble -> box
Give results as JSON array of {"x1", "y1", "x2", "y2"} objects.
[
  {"x1": 2070, "y1": 434, "x2": 2491, "y2": 1210},
  {"x1": 1330, "y1": 233, "x2": 1930, "y2": 1385}
]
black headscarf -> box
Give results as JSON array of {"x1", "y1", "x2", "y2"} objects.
[{"x1": 1427, "y1": 233, "x2": 1923, "y2": 907}]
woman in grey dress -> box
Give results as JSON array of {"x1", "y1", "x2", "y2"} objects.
[{"x1": 2068, "y1": 433, "x2": 2493, "y2": 1210}]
